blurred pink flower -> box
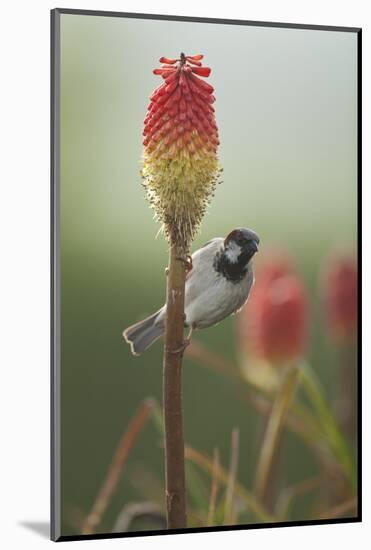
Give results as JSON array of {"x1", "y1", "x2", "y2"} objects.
[
  {"x1": 238, "y1": 256, "x2": 308, "y2": 365},
  {"x1": 321, "y1": 255, "x2": 357, "y2": 341}
]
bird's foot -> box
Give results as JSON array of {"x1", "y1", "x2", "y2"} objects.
[
  {"x1": 166, "y1": 339, "x2": 190, "y2": 355},
  {"x1": 176, "y1": 255, "x2": 193, "y2": 273},
  {"x1": 166, "y1": 326, "x2": 193, "y2": 355}
]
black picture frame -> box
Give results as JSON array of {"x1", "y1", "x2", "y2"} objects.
[{"x1": 51, "y1": 7, "x2": 362, "y2": 542}]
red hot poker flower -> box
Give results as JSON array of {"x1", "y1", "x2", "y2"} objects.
[
  {"x1": 239, "y1": 257, "x2": 308, "y2": 365},
  {"x1": 321, "y1": 255, "x2": 357, "y2": 341},
  {"x1": 142, "y1": 53, "x2": 221, "y2": 250}
]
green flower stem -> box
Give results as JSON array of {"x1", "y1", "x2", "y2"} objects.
[
  {"x1": 207, "y1": 448, "x2": 220, "y2": 526},
  {"x1": 223, "y1": 428, "x2": 239, "y2": 525},
  {"x1": 254, "y1": 364, "x2": 300, "y2": 507},
  {"x1": 300, "y1": 362, "x2": 356, "y2": 490}
]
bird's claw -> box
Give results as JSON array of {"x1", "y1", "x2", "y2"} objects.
[
  {"x1": 166, "y1": 325, "x2": 193, "y2": 355},
  {"x1": 176, "y1": 255, "x2": 193, "y2": 273},
  {"x1": 166, "y1": 338, "x2": 191, "y2": 355}
]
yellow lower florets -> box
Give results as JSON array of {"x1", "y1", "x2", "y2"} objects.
[{"x1": 142, "y1": 140, "x2": 221, "y2": 251}]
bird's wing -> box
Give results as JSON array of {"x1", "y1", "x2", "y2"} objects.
[
  {"x1": 199, "y1": 237, "x2": 224, "y2": 250},
  {"x1": 185, "y1": 238, "x2": 224, "y2": 306},
  {"x1": 191, "y1": 237, "x2": 223, "y2": 273},
  {"x1": 185, "y1": 237, "x2": 222, "y2": 281}
]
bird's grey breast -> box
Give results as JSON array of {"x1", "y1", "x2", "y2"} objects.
[{"x1": 184, "y1": 238, "x2": 224, "y2": 305}]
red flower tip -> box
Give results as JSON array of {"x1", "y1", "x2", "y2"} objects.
[
  {"x1": 238, "y1": 256, "x2": 308, "y2": 365},
  {"x1": 143, "y1": 53, "x2": 218, "y2": 157},
  {"x1": 151, "y1": 54, "x2": 211, "y2": 79},
  {"x1": 321, "y1": 255, "x2": 357, "y2": 342}
]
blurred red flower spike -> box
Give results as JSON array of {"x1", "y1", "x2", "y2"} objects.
[
  {"x1": 239, "y1": 257, "x2": 308, "y2": 365},
  {"x1": 256, "y1": 258, "x2": 292, "y2": 285},
  {"x1": 321, "y1": 255, "x2": 357, "y2": 341}
]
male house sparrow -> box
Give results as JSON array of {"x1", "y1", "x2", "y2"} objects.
[{"x1": 123, "y1": 228, "x2": 259, "y2": 356}]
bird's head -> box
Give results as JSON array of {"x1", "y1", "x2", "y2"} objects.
[{"x1": 224, "y1": 228, "x2": 260, "y2": 265}]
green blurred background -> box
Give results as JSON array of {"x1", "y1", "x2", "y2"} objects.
[{"x1": 59, "y1": 13, "x2": 357, "y2": 534}]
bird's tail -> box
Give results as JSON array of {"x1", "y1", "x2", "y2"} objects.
[{"x1": 123, "y1": 311, "x2": 164, "y2": 356}]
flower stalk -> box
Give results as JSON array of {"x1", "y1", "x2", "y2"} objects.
[{"x1": 163, "y1": 243, "x2": 187, "y2": 528}]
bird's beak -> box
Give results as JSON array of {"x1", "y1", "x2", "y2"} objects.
[{"x1": 252, "y1": 241, "x2": 259, "y2": 253}]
